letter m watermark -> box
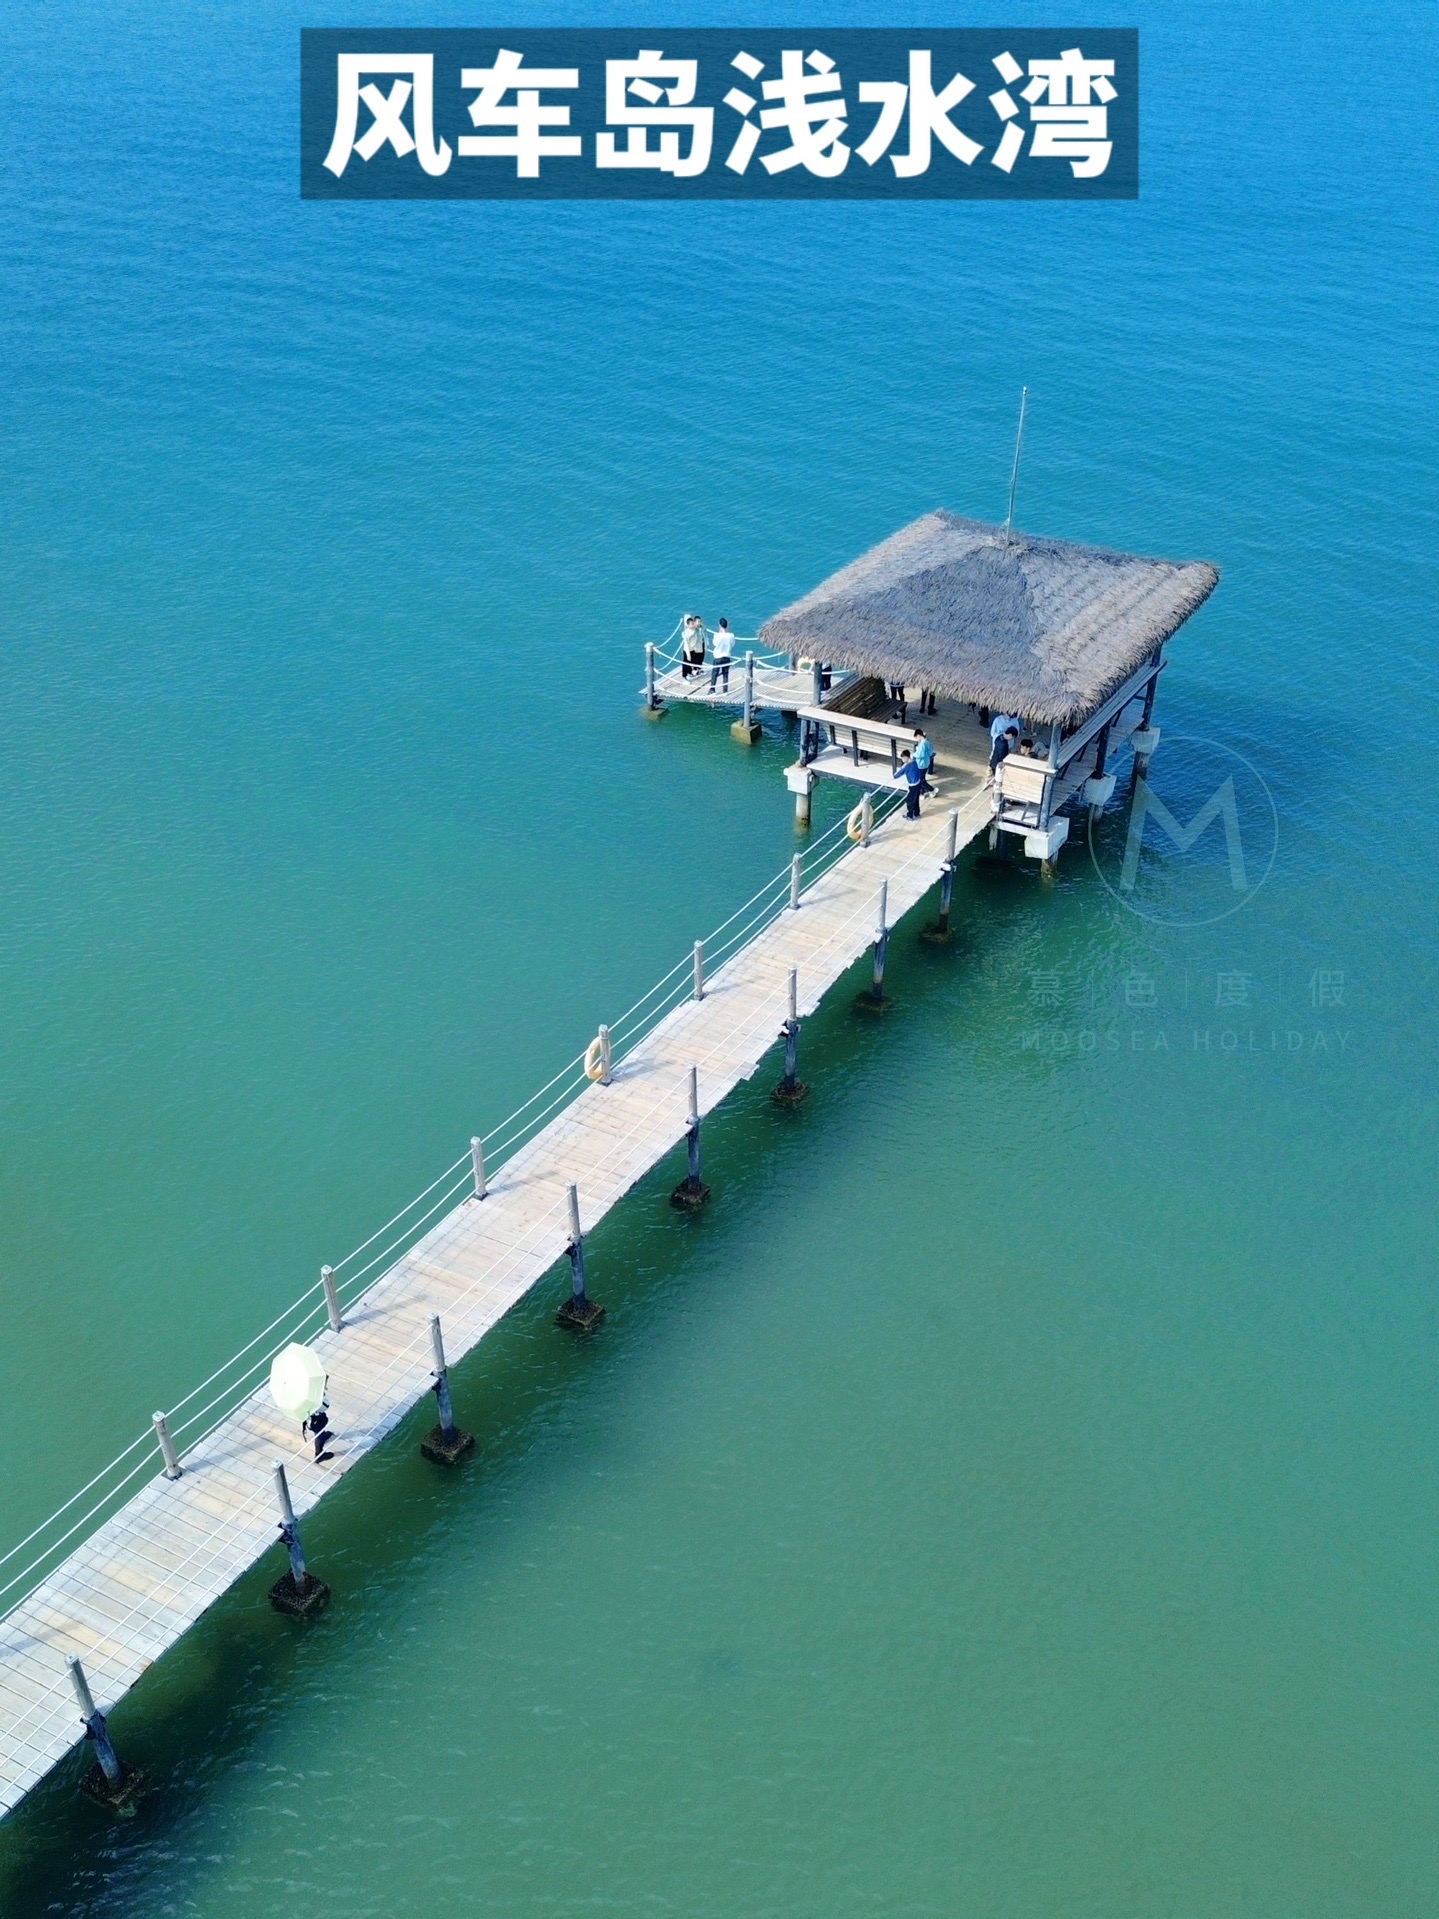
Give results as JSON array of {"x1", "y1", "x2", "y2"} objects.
[{"x1": 1120, "y1": 776, "x2": 1247, "y2": 892}]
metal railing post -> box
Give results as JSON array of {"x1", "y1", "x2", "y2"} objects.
[
  {"x1": 599, "y1": 1023, "x2": 612, "y2": 1086},
  {"x1": 470, "y1": 1135, "x2": 487, "y2": 1200},
  {"x1": 744, "y1": 650, "x2": 755, "y2": 730},
  {"x1": 861, "y1": 793, "x2": 874, "y2": 847},
  {"x1": 790, "y1": 853, "x2": 802, "y2": 910},
  {"x1": 693, "y1": 939, "x2": 705, "y2": 1001}
]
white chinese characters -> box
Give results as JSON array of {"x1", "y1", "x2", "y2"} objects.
[
  {"x1": 597, "y1": 50, "x2": 712, "y2": 176},
  {"x1": 724, "y1": 49, "x2": 850, "y2": 177},
  {"x1": 323, "y1": 55, "x2": 452, "y2": 177},
  {"x1": 319, "y1": 43, "x2": 1121, "y2": 185},
  {"x1": 458, "y1": 49, "x2": 581, "y2": 178},
  {"x1": 989, "y1": 47, "x2": 1115, "y2": 177}
]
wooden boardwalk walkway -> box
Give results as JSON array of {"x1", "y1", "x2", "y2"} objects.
[{"x1": 0, "y1": 784, "x2": 994, "y2": 1817}]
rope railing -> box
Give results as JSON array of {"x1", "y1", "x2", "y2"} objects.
[{"x1": 0, "y1": 782, "x2": 907, "y2": 1616}]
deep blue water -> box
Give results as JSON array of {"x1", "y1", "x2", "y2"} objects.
[{"x1": 0, "y1": 2, "x2": 1436, "y2": 1913}]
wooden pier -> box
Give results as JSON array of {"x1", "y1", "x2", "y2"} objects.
[
  {"x1": 644, "y1": 637, "x2": 854, "y2": 720},
  {"x1": 0, "y1": 782, "x2": 994, "y2": 1819}
]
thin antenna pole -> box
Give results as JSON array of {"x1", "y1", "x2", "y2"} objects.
[{"x1": 1004, "y1": 385, "x2": 1029, "y2": 542}]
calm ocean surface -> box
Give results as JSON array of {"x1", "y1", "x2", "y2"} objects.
[{"x1": 1, "y1": 2, "x2": 1436, "y2": 1912}]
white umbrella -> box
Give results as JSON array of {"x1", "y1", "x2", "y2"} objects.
[{"x1": 269, "y1": 1343, "x2": 328, "y2": 1422}]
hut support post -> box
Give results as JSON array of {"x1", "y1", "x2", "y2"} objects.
[
  {"x1": 558, "y1": 1183, "x2": 605, "y2": 1329},
  {"x1": 1082, "y1": 723, "x2": 1117, "y2": 816},
  {"x1": 1130, "y1": 657, "x2": 1164, "y2": 782},
  {"x1": 811, "y1": 660, "x2": 823, "y2": 707},
  {"x1": 671, "y1": 1065, "x2": 711, "y2": 1208}
]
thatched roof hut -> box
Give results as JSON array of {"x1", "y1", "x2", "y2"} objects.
[{"x1": 759, "y1": 509, "x2": 1219, "y2": 727}]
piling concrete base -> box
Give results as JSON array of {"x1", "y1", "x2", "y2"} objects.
[
  {"x1": 420, "y1": 1424, "x2": 476, "y2": 1466},
  {"x1": 81, "y1": 1763, "x2": 145, "y2": 1813},
  {"x1": 918, "y1": 921, "x2": 953, "y2": 945},
  {"x1": 670, "y1": 1178, "x2": 712, "y2": 1210},
  {"x1": 772, "y1": 1078, "x2": 810, "y2": 1106},
  {"x1": 556, "y1": 1296, "x2": 606, "y2": 1332},
  {"x1": 730, "y1": 719, "x2": 761, "y2": 745},
  {"x1": 268, "y1": 1571, "x2": 331, "y2": 1618},
  {"x1": 852, "y1": 991, "x2": 891, "y2": 1016}
]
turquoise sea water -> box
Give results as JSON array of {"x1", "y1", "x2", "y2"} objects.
[{"x1": 2, "y1": 1, "x2": 1437, "y2": 1911}]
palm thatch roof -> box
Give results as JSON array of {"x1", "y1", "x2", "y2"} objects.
[{"x1": 759, "y1": 510, "x2": 1219, "y2": 726}]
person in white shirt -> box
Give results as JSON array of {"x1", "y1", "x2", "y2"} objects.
[{"x1": 709, "y1": 618, "x2": 733, "y2": 692}]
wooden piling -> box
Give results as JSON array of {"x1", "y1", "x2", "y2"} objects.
[
  {"x1": 854, "y1": 880, "x2": 891, "y2": 1013},
  {"x1": 421, "y1": 1313, "x2": 475, "y2": 1464},
  {"x1": 731, "y1": 651, "x2": 761, "y2": 744},
  {"x1": 556, "y1": 1183, "x2": 605, "y2": 1330},
  {"x1": 773, "y1": 967, "x2": 809, "y2": 1105},
  {"x1": 920, "y1": 809, "x2": 960, "y2": 943},
  {"x1": 671, "y1": 1065, "x2": 711, "y2": 1208},
  {"x1": 69, "y1": 1657, "x2": 142, "y2": 1809},
  {"x1": 268, "y1": 1462, "x2": 329, "y2": 1616}
]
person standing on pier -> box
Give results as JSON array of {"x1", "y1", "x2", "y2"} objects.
[
  {"x1": 709, "y1": 619, "x2": 733, "y2": 692},
  {"x1": 913, "y1": 727, "x2": 935, "y2": 795},
  {"x1": 990, "y1": 723, "x2": 1018, "y2": 776},
  {"x1": 899, "y1": 749, "x2": 925, "y2": 819},
  {"x1": 681, "y1": 614, "x2": 706, "y2": 679}
]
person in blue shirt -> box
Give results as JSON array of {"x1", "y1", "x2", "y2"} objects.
[
  {"x1": 898, "y1": 750, "x2": 925, "y2": 819},
  {"x1": 912, "y1": 728, "x2": 935, "y2": 795},
  {"x1": 990, "y1": 723, "x2": 1018, "y2": 775}
]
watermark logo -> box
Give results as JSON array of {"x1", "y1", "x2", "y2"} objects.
[{"x1": 1088, "y1": 738, "x2": 1278, "y2": 925}]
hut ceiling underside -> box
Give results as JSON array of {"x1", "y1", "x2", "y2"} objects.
[{"x1": 758, "y1": 510, "x2": 1219, "y2": 726}]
